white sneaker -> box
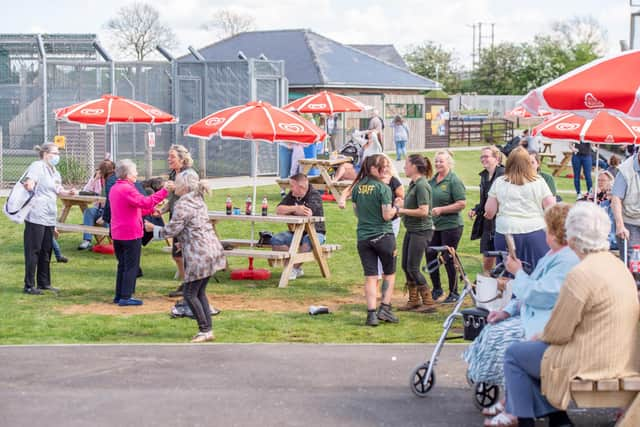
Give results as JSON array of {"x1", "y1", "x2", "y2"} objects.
[
  {"x1": 296, "y1": 268, "x2": 304, "y2": 278},
  {"x1": 289, "y1": 268, "x2": 299, "y2": 280},
  {"x1": 77, "y1": 240, "x2": 91, "y2": 250}
]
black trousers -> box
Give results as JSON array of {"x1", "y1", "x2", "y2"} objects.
[
  {"x1": 426, "y1": 226, "x2": 463, "y2": 294},
  {"x1": 113, "y1": 239, "x2": 142, "y2": 300},
  {"x1": 401, "y1": 229, "x2": 433, "y2": 287},
  {"x1": 183, "y1": 277, "x2": 212, "y2": 333},
  {"x1": 23, "y1": 221, "x2": 53, "y2": 289}
]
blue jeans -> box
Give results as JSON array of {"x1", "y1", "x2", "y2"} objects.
[
  {"x1": 82, "y1": 206, "x2": 105, "y2": 241},
  {"x1": 504, "y1": 341, "x2": 557, "y2": 418},
  {"x1": 571, "y1": 154, "x2": 592, "y2": 195},
  {"x1": 395, "y1": 140, "x2": 407, "y2": 160},
  {"x1": 278, "y1": 145, "x2": 292, "y2": 179},
  {"x1": 271, "y1": 231, "x2": 326, "y2": 248},
  {"x1": 52, "y1": 238, "x2": 62, "y2": 260}
]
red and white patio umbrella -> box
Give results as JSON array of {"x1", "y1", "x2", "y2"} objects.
[
  {"x1": 282, "y1": 90, "x2": 370, "y2": 114},
  {"x1": 185, "y1": 100, "x2": 326, "y2": 143},
  {"x1": 55, "y1": 94, "x2": 177, "y2": 125},
  {"x1": 506, "y1": 105, "x2": 552, "y2": 119},
  {"x1": 519, "y1": 50, "x2": 640, "y2": 119},
  {"x1": 532, "y1": 111, "x2": 640, "y2": 144},
  {"x1": 533, "y1": 111, "x2": 640, "y2": 202},
  {"x1": 185, "y1": 100, "x2": 326, "y2": 280}
]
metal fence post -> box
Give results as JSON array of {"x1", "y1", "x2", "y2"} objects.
[{"x1": 0, "y1": 126, "x2": 3, "y2": 189}]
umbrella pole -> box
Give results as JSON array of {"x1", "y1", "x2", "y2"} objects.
[
  {"x1": 593, "y1": 145, "x2": 599, "y2": 204},
  {"x1": 250, "y1": 141, "x2": 258, "y2": 248}
]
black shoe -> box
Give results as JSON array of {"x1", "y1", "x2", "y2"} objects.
[
  {"x1": 56, "y1": 256, "x2": 68, "y2": 263},
  {"x1": 365, "y1": 310, "x2": 379, "y2": 326},
  {"x1": 431, "y1": 288, "x2": 444, "y2": 301},
  {"x1": 377, "y1": 303, "x2": 399, "y2": 323},
  {"x1": 442, "y1": 293, "x2": 459, "y2": 304},
  {"x1": 38, "y1": 286, "x2": 60, "y2": 292},
  {"x1": 24, "y1": 287, "x2": 43, "y2": 295},
  {"x1": 169, "y1": 283, "x2": 184, "y2": 297}
]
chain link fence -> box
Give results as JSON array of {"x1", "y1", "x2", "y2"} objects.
[{"x1": 0, "y1": 35, "x2": 286, "y2": 187}]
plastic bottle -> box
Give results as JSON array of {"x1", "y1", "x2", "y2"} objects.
[
  {"x1": 225, "y1": 195, "x2": 232, "y2": 215},
  {"x1": 308, "y1": 305, "x2": 330, "y2": 315},
  {"x1": 261, "y1": 196, "x2": 268, "y2": 216},
  {"x1": 245, "y1": 195, "x2": 252, "y2": 216},
  {"x1": 630, "y1": 245, "x2": 640, "y2": 286}
]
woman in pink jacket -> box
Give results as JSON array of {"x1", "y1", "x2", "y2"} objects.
[{"x1": 109, "y1": 159, "x2": 172, "y2": 306}]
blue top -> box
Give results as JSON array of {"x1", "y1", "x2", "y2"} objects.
[{"x1": 504, "y1": 246, "x2": 580, "y2": 339}]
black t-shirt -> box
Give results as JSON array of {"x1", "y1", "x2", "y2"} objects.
[
  {"x1": 575, "y1": 142, "x2": 591, "y2": 156},
  {"x1": 388, "y1": 176, "x2": 402, "y2": 220},
  {"x1": 278, "y1": 185, "x2": 326, "y2": 234}
]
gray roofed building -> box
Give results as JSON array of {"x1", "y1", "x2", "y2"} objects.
[
  {"x1": 347, "y1": 44, "x2": 408, "y2": 69},
  {"x1": 182, "y1": 29, "x2": 438, "y2": 91}
]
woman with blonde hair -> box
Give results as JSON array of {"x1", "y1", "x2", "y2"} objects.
[
  {"x1": 485, "y1": 147, "x2": 556, "y2": 270},
  {"x1": 146, "y1": 171, "x2": 226, "y2": 342},
  {"x1": 427, "y1": 150, "x2": 466, "y2": 303},
  {"x1": 163, "y1": 144, "x2": 196, "y2": 296}
]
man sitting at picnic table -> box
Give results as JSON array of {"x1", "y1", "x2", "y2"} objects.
[{"x1": 272, "y1": 173, "x2": 326, "y2": 280}]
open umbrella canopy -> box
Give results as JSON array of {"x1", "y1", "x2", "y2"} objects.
[
  {"x1": 185, "y1": 101, "x2": 326, "y2": 143},
  {"x1": 519, "y1": 50, "x2": 640, "y2": 119},
  {"x1": 282, "y1": 90, "x2": 370, "y2": 114},
  {"x1": 532, "y1": 111, "x2": 640, "y2": 145},
  {"x1": 55, "y1": 94, "x2": 177, "y2": 126},
  {"x1": 506, "y1": 105, "x2": 551, "y2": 119}
]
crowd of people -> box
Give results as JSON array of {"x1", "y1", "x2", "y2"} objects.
[{"x1": 14, "y1": 131, "x2": 640, "y2": 422}]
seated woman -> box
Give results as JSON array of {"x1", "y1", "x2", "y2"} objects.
[
  {"x1": 503, "y1": 202, "x2": 640, "y2": 427},
  {"x1": 334, "y1": 130, "x2": 382, "y2": 182},
  {"x1": 77, "y1": 159, "x2": 115, "y2": 250},
  {"x1": 463, "y1": 203, "x2": 579, "y2": 427}
]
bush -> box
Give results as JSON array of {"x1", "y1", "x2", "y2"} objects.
[{"x1": 57, "y1": 156, "x2": 87, "y2": 185}]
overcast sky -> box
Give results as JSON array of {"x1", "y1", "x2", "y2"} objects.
[{"x1": 1, "y1": 0, "x2": 633, "y2": 67}]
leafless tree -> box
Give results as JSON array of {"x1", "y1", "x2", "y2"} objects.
[
  {"x1": 105, "y1": 2, "x2": 177, "y2": 60},
  {"x1": 551, "y1": 15, "x2": 608, "y2": 55},
  {"x1": 203, "y1": 9, "x2": 255, "y2": 39}
]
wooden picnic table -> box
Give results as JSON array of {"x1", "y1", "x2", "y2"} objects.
[
  {"x1": 57, "y1": 194, "x2": 109, "y2": 244},
  {"x1": 296, "y1": 157, "x2": 352, "y2": 200},
  {"x1": 208, "y1": 211, "x2": 338, "y2": 288},
  {"x1": 549, "y1": 151, "x2": 574, "y2": 177}
]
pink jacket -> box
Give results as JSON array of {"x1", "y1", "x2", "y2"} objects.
[{"x1": 109, "y1": 179, "x2": 168, "y2": 240}]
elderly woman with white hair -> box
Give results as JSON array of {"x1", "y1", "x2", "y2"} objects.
[
  {"x1": 502, "y1": 202, "x2": 640, "y2": 427},
  {"x1": 146, "y1": 171, "x2": 226, "y2": 342},
  {"x1": 109, "y1": 159, "x2": 171, "y2": 306}
]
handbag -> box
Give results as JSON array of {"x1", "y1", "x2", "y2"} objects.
[
  {"x1": 3, "y1": 171, "x2": 36, "y2": 224},
  {"x1": 470, "y1": 214, "x2": 484, "y2": 240}
]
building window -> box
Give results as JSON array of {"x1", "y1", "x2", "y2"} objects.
[{"x1": 386, "y1": 103, "x2": 423, "y2": 119}]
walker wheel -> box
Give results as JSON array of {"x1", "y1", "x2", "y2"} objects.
[
  {"x1": 410, "y1": 362, "x2": 435, "y2": 397},
  {"x1": 473, "y1": 382, "x2": 500, "y2": 409}
]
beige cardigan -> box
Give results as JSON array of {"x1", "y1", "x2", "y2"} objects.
[{"x1": 540, "y1": 251, "x2": 640, "y2": 409}]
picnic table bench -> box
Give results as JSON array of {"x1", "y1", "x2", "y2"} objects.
[
  {"x1": 209, "y1": 211, "x2": 339, "y2": 288},
  {"x1": 57, "y1": 194, "x2": 110, "y2": 244},
  {"x1": 277, "y1": 157, "x2": 353, "y2": 200},
  {"x1": 548, "y1": 151, "x2": 574, "y2": 177},
  {"x1": 570, "y1": 376, "x2": 640, "y2": 426}
]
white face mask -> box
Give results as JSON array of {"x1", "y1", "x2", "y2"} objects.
[{"x1": 49, "y1": 154, "x2": 60, "y2": 166}]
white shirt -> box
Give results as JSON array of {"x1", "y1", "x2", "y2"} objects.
[
  {"x1": 24, "y1": 160, "x2": 63, "y2": 226},
  {"x1": 488, "y1": 176, "x2": 551, "y2": 234}
]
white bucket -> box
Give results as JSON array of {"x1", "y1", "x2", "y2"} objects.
[{"x1": 474, "y1": 274, "x2": 513, "y2": 312}]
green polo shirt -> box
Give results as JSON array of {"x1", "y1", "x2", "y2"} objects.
[
  {"x1": 403, "y1": 176, "x2": 433, "y2": 232},
  {"x1": 429, "y1": 171, "x2": 466, "y2": 230},
  {"x1": 352, "y1": 177, "x2": 393, "y2": 241}
]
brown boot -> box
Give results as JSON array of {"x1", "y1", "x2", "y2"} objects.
[
  {"x1": 398, "y1": 283, "x2": 421, "y2": 311},
  {"x1": 415, "y1": 285, "x2": 437, "y2": 313}
]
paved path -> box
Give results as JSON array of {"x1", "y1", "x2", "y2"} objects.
[{"x1": 0, "y1": 344, "x2": 614, "y2": 427}]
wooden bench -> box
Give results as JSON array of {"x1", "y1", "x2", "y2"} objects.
[
  {"x1": 538, "y1": 152, "x2": 556, "y2": 164},
  {"x1": 55, "y1": 222, "x2": 110, "y2": 244},
  {"x1": 570, "y1": 376, "x2": 640, "y2": 426},
  {"x1": 222, "y1": 242, "x2": 342, "y2": 267}
]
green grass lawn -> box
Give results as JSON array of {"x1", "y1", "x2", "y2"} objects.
[{"x1": 0, "y1": 148, "x2": 584, "y2": 344}]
